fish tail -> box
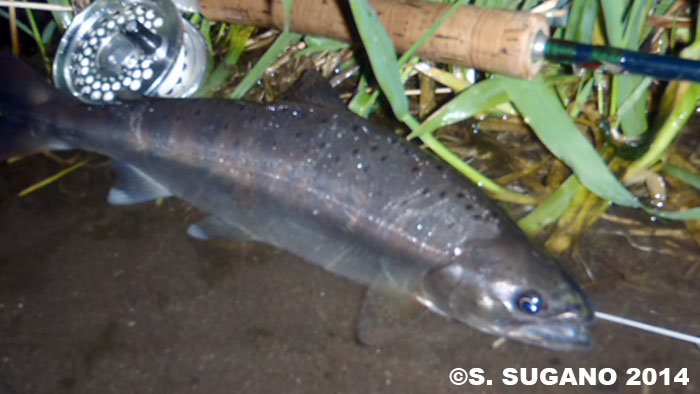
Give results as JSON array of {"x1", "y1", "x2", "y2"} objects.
[{"x1": 0, "y1": 52, "x2": 74, "y2": 160}]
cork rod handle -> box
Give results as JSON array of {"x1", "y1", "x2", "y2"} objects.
[{"x1": 198, "y1": 0, "x2": 550, "y2": 79}]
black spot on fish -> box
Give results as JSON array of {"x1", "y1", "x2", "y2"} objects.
[
  {"x1": 422, "y1": 187, "x2": 430, "y2": 195},
  {"x1": 334, "y1": 156, "x2": 341, "y2": 163},
  {"x1": 400, "y1": 199, "x2": 409, "y2": 206},
  {"x1": 175, "y1": 115, "x2": 182, "y2": 122},
  {"x1": 194, "y1": 109, "x2": 201, "y2": 116},
  {"x1": 380, "y1": 156, "x2": 387, "y2": 162},
  {"x1": 352, "y1": 148, "x2": 360, "y2": 156},
  {"x1": 295, "y1": 131, "x2": 302, "y2": 139},
  {"x1": 353, "y1": 125, "x2": 360, "y2": 132},
  {"x1": 471, "y1": 214, "x2": 482, "y2": 221},
  {"x1": 320, "y1": 118, "x2": 329, "y2": 125},
  {"x1": 361, "y1": 165, "x2": 369, "y2": 172},
  {"x1": 319, "y1": 142, "x2": 328, "y2": 149},
  {"x1": 411, "y1": 166, "x2": 419, "y2": 174},
  {"x1": 456, "y1": 192, "x2": 465, "y2": 199},
  {"x1": 439, "y1": 191, "x2": 446, "y2": 199},
  {"x1": 436, "y1": 164, "x2": 443, "y2": 171},
  {"x1": 465, "y1": 204, "x2": 473, "y2": 210},
  {"x1": 370, "y1": 145, "x2": 378, "y2": 152}
]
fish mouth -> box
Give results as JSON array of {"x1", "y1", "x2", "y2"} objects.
[{"x1": 506, "y1": 322, "x2": 592, "y2": 351}]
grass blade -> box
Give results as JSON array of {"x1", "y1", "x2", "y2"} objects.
[
  {"x1": 600, "y1": 0, "x2": 626, "y2": 47},
  {"x1": 348, "y1": 0, "x2": 408, "y2": 120},
  {"x1": 501, "y1": 74, "x2": 700, "y2": 220},
  {"x1": 625, "y1": 81, "x2": 700, "y2": 179},
  {"x1": 0, "y1": 9, "x2": 33, "y2": 37},
  {"x1": 296, "y1": 35, "x2": 350, "y2": 57},
  {"x1": 228, "y1": 32, "x2": 302, "y2": 99},
  {"x1": 41, "y1": 19, "x2": 56, "y2": 45},
  {"x1": 615, "y1": 76, "x2": 652, "y2": 120},
  {"x1": 420, "y1": 134, "x2": 536, "y2": 204},
  {"x1": 224, "y1": 25, "x2": 256, "y2": 66},
  {"x1": 499, "y1": 74, "x2": 639, "y2": 206},
  {"x1": 408, "y1": 79, "x2": 508, "y2": 139},
  {"x1": 663, "y1": 165, "x2": 700, "y2": 191},
  {"x1": 518, "y1": 175, "x2": 580, "y2": 235},
  {"x1": 564, "y1": 0, "x2": 599, "y2": 43}
]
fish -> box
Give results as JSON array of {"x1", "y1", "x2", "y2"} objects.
[{"x1": 0, "y1": 53, "x2": 593, "y2": 350}]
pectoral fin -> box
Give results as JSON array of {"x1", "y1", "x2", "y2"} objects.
[
  {"x1": 358, "y1": 277, "x2": 429, "y2": 346},
  {"x1": 108, "y1": 161, "x2": 172, "y2": 205}
]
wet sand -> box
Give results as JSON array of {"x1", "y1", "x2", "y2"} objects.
[{"x1": 0, "y1": 158, "x2": 698, "y2": 393}]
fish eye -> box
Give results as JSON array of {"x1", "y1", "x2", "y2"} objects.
[{"x1": 516, "y1": 290, "x2": 546, "y2": 314}]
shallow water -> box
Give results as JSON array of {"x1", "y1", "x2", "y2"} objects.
[{"x1": 0, "y1": 157, "x2": 698, "y2": 394}]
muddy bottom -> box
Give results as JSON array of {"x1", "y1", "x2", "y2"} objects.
[{"x1": 0, "y1": 158, "x2": 698, "y2": 394}]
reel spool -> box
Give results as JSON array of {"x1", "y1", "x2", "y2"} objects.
[{"x1": 53, "y1": 0, "x2": 208, "y2": 103}]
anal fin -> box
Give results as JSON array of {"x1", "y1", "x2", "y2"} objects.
[
  {"x1": 108, "y1": 161, "x2": 172, "y2": 205},
  {"x1": 187, "y1": 216, "x2": 256, "y2": 242}
]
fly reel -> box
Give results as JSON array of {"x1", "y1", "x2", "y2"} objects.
[{"x1": 53, "y1": 0, "x2": 208, "y2": 103}]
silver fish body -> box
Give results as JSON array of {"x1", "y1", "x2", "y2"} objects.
[{"x1": 0, "y1": 54, "x2": 593, "y2": 350}]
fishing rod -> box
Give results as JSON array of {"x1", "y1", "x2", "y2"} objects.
[
  {"x1": 6, "y1": 0, "x2": 699, "y2": 94},
  {"x1": 538, "y1": 37, "x2": 700, "y2": 82},
  {"x1": 195, "y1": 0, "x2": 700, "y2": 82}
]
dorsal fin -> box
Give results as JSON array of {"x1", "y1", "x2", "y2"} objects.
[{"x1": 281, "y1": 70, "x2": 346, "y2": 109}]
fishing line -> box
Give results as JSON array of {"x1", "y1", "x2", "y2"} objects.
[{"x1": 596, "y1": 311, "x2": 700, "y2": 346}]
